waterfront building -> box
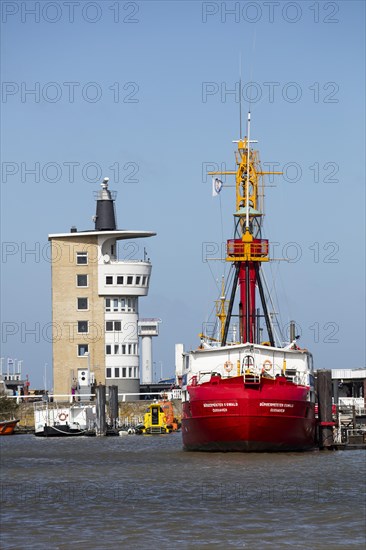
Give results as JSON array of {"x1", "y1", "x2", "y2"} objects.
[{"x1": 49, "y1": 178, "x2": 156, "y2": 399}]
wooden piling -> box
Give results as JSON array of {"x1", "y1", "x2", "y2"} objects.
[
  {"x1": 316, "y1": 370, "x2": 335, "y2": 449},
  {"x1": 108, "y1": 385, "x2": 119, "y2": 429},
  {"x1": 95, "y1": 384, "x2": 106, "y2": 436}
]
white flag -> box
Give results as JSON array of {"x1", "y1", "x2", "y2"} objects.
[{"x1": 212, "y1": 177, "x2": 223, "y2": 197}]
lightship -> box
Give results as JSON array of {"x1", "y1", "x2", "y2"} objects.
[{"x1": 180, "y1": 113, "x2": 316, "y2": 451}]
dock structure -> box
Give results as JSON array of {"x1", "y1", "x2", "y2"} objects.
[
  {"x1": 315, "y1": 368, "x2": 366, "y2": 450},
  {"x1": 108, "y1": 385, "x2": 119, "y2": 429},
  {"x1": 95, "y1": 384, "x2": 106, "y2": 436},
  {"x1": 316, "y1": 370, "x2": 335, "y2": 449}
]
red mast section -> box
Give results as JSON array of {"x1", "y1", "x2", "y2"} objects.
[{"x1": 209, "y1": 116, "x2": 282, "y2": 345}]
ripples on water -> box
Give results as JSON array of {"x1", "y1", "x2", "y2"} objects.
[{"x1": 1, "y1": 434, "x2": 365, "y2": 549}]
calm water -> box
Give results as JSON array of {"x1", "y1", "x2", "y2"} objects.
[{"x1": 1, "y1": 434, "x2": 365, "y2": 549}]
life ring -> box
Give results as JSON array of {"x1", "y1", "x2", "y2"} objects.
[
  {"x1": 58, "y1": 412, "x2": 68, "y2": 421},
  {"x1": 262, "y1": 360, "x2": 272, "y2": 372},
  {"x1": 224, "y1": 361, "x2": 233, "y2": 373}
]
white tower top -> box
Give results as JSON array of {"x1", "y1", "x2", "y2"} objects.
[{"x1": 138, "y1": 318, "x2": 161, "y2": 337}]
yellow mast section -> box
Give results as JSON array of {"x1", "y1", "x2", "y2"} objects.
[
  {"x1": 209, "y1": 138, "x2": 282, "y2": 262},
  {"x1": 208, "y1": 138, "x2": 282, "y2": 335},
  {"x1": 215, "y1": 276, "x2": 229, "y2": 342}
]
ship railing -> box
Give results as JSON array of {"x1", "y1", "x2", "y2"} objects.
[
  {"x1": 338, "y1": 405, "x2": 366, "y2": 416},
  {"x1": 109, "y1": 258, "x2": 151, "y2": 264},
  {"x1": 193, "y1": 371, "x2": 214, "y2": 384},
  {"x1": 169, "y1": 389, "x2": 182, "y2": 400},
  {"x1": 339, "y1": 427, "x2": 366, "y2": 445},
  {"x1": 338, "y1": 397, "x2": 365, "y2": 414},
  {"x1": 24, "y1": 391, "x2": 182, "y2": 405},
  {"x1": 286, "y1": 373, "x2": 308, "y2": 386},
  {"x1": 243, "y1": 371, "x2": 261, "y2": 384}
]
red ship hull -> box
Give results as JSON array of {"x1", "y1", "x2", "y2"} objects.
[{"x1": 182, "y1": 376, "x2": 316, "y2": 452}]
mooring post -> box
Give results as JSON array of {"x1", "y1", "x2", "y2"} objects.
[
  {"x1": 316, "y1": 370, "x2": 335, "y2": 449},
  {"x1": 352, "y1": 405, "x2": 356, "y2": 430},
  {"x1": 95, "y1": 384, "x2": 107, "y2": 436},
  {"x1": 109, "y1": 385, "x2": 119, "y2": 429}
]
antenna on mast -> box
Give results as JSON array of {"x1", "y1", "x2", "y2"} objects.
[
  {"x1": 245, "y1": 110, "x2": 251, "y2": 230},
  {"x1": 239, "y1": 53, "x2": 243, "y2": 139}
]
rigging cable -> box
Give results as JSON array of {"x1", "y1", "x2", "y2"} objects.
[
  {"x1": 260, "y1": 266, "x2": 283, "y2": 346},
  {"x1": 268, "y1": 259, "x2": 286, "y2": 344}
]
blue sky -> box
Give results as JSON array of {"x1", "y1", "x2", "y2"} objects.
[{"x1": 1, "y1": 0, "x2": 365, "y2": 387}]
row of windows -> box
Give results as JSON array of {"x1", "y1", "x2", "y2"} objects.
[
  {"x1": 105, "y1": 275, "x2": 148, "y2": 287},
  {"x1": 77, "y1": 297, "x2": 137, "y2": 313},
  {"x1": 76, "y1": 274, "x2": 149, "y2": 288},
  {"x1": 75, "y1": 320, "x2": 138, "y2": 335},
  {"x1": 106, "y1": 367, "x2": 138, "y2": 379},
  {"x1": 106, "y1": 321, "x2": 121, "y2": 332},
  {"x1": 105, "y1": 321, "x2": 138, "y2": 334},
  {"x1": 77, "y1": 344, "x2": 138, "y2": 360},
  {"x1": 105, "y1": 297, "x2": 136, "y2": 313},
  {"x1": 106, "y1": 343, "x2": 138, "y2": 355}
]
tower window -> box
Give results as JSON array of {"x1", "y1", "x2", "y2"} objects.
[
  {"x1": 106, "y1": 368, "x2": 111, "y2": 378},
  {"x1": 78, "y1": 321, "x2": 88, "y2": 333},
  {"x1": 77, "y1": 298, "x2": 88, "y2": 310},
  {"x1": 117, "y1": 276, "x2": 124, "y2": 284},
  {"x1": 136, "y1": 276, "x2": 141, "y2": 285},
  {"x1": 106, "y1": 345, "x2": 111, "y2": 355},
  {"x1": 78, "y1": 344, "x2": 89, "y2": 356},
  {"x1": 104, "y1": 297, "x2": 136, "y2": 313},
  {"x1": 77, "y1": 274, "x2": 88, "y2": 287},
  {"x1": 106, "y1": 276, "x2": 113, "y2": 285},
  {"x1": 106, "y1": 321, "x2": 122, "y2": 331},
  {"x1": 114, "y1": 368, "x2": 120, "y2": 378},
  {"x1": 127, "y1": 276, "x2": 133, "y2": 285},
  {"x1": 76, "y1": 252, "x2": 88, "y2": 265}
]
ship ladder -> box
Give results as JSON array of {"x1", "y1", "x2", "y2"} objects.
[{"x1": 242, "y1": 355, "x2": 255, "y2": 375}]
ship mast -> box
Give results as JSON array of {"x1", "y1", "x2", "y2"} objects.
[
  {"x1": 208, "y1": 116, "x2": 282, "y2": 346},
  {"x1": 215, "y1": 276, "x2": 229, "y2": 343}
]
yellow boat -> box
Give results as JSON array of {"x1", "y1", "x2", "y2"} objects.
[{"x1": 136, "y1": 403, "x2": 173, "y2": 435}]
